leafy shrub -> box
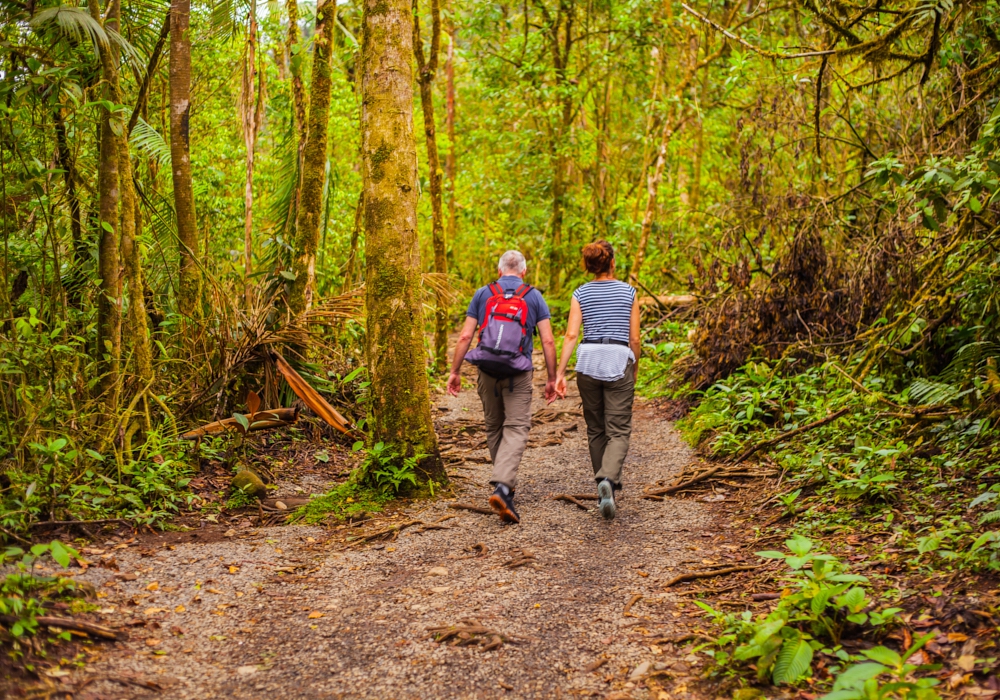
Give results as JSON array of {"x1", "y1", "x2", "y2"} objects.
[
  {"x1": 697, "y1": 536, "x2": 901, "y2": 686},
  {"x1": 0, "y1": 542, "x2": 80, "y2": 640}
]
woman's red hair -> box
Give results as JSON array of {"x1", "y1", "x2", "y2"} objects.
[{"x1": 582, "y1": 240, "x2": 614, "y2": 275}]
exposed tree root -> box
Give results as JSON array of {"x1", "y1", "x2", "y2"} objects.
[
  {"x1": 425, "y1": 618, "x2": 519, "y2": 651},
  {"x1": 447, "y1": 502, "x2": 494, "y2": 515}
]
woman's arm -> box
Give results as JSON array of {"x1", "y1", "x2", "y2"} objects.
[
  {"x1": 554, "y1": 297, "x2": 583, "y2": 399},
  {"x1": 629, "y1": 295, "x2": 641, "y2": 380}
]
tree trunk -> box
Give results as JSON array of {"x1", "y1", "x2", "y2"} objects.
[
  {"x1": 286, "y1": 0, "x2": 308, "y2": 145},
  {"x1": 288, "y1": 0, "x2": 337, "y2": 315},
  {"x1": 361, "y1": 0, "x2": 443, "y2": 481},
  {"x1": 108, "y1": 0, "x2": 154, "y2": 385},
  {"x1": 629, "y1": 115, "x2": 675, "y2": 287},
  {"x1": 53, "y1": 108, "x2": 85, "y2": 309},
  {"x1": 94, "y1": 99, "x2": 121, "y2": 402},
  {"x1": 444, "y1": 25, "x2": 457, "y2": 260},
  {"x1": 413, "y1": 0, "x2": 448, "y2": 374},
  {"x1": 241, "y1": 0, "x2": 264, "y2": 301},
  {"x1": 169, "y1": 0, "x2": 202, "y2": 318}
]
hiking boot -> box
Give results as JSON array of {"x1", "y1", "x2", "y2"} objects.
[
  {"x1": 597, "y1": 479, "x2": 616, "y2": 520},
  {"x1": 488, "y1": 486, "x2": 520, "y2": 524}
]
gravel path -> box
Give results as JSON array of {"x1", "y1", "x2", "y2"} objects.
[{"x1": 65, "y1": 366, "x2": 727, "y2": 700}]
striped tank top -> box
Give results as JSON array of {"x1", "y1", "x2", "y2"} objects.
[{"x1": 572, "y1": 280, "x2": 636, "y2": 381}]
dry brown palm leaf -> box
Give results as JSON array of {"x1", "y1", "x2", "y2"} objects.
[
  {"x1": 180, "y1": 407, "x2": 300, "y2": 439},
  {"x1": 273, "y1": 353, "x2": 352, "y2": 435}
]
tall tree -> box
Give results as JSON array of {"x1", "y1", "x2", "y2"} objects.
[
  {"x1": 88, "y1": 0, "x2": 154, "y2": 396},
  {"x1": 169, "y1": 0, "x2": 202, "y2": 318},
  {"x1": 413, "y1": 0, "x2": 447, "y2": 373},
  {"x1": 444, "y1": 25, "x2": 457, "y2": 262},
  {"x1": 361, "y1": 0, "x2": 443, "y2": 480},
  {"x1": 240, "y1": 0, "x2": 265, "y2": 300},
  {"x1": 288, "y1": 0, "x2": 337, "y2": 314}
]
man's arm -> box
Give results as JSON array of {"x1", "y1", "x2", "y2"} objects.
[
  {"x1": 447, "y1": 316, "x2": 479, "y2": 396},
  {"x1": 536, "y1": 319, "x2": 558, "y2": 403}
]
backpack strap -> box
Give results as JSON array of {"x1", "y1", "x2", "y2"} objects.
[
  {"x1": 513, "y1": 284, "x2": 532, "y2": 299},
  {"x1": 488, "y1": 283, "x2": 503, "y2": 297}
]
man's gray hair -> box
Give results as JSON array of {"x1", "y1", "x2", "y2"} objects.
[{"x1": 497, "y1": 250, "x2": 527, "y2": 275}]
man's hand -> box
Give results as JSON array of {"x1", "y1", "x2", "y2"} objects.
[
  {"x1": 447, "y1": 371, "x2": 463, "y2": 397},
  {"x1": 554, "y1": 373, "x2": 568, "y2": 399},
  {"x1": 544, "y1": 378, "x2": 557, "y2": 404}
]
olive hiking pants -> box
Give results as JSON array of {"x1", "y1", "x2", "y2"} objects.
[
  {"x1": 477, "y1": 369, "x2": 534, "y2": 490},
  {"x1": 577, "y1": 364, "x2": 635, "y2": 488}
]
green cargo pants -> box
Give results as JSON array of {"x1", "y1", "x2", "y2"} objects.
[
  {"x1": 577, "y1": 362, "x2": 635, "y2": 488},
  {"x1": 477, "y1": 369, "x2": 534, "y2": 490}
]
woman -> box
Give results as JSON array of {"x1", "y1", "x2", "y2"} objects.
[{"x1": 555, "y1": 240, "x2": 640, "y2": 520}]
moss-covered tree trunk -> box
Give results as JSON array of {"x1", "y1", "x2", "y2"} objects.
[
  {"x1": 413, "y1": 0, "x2": 448, "y2": 373},
  {"x1": 444, "y1": 26, "x2": 457, "y2": 264},
  {"x1": 361, "y1": 0, "x2": 443, "y2": 481},
  {"x1": 169, "y1": 0, "x2": 202, "y2": 318},
  {"x1": 106, "y1": 0, "x2": 154, "y2": 386},
  {"x1": 94, "y1": 94, "x2": 121, "y2": 403},
  {"x1": 288, "y1": 0, "x2": 336, "y2": 315}
]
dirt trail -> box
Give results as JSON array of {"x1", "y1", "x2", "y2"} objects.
[{"x1": 65, "y1": 365, "x2": 733, "y2": 700}]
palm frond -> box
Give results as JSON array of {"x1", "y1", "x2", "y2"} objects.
[
  {"x1": 31, "y1": 6, "x2": 108, "y2": 50},
  {"x1": 31, "y1": 6, "x2": 144, "y2": 67},
  {"x1": 129, "y1": 117, "x2": 172, "y2": 169}
]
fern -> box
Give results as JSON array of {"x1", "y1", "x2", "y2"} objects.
[
  {"x1": 978, "y1": 510, "x2": 1000, "y2": 525},
  {"x1": 939, "y1": 341, "x2": 1000, "y2": 384},
  {"x1": 31, "y1": 6, "x2": 143, "y2": 67},
  {"x1": 907, "y1": 378, "x2": 960, "y2": 406}
]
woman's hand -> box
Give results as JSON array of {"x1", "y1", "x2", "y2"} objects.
[{"x1": 554, "y1": 373, "x2": 567, "y2": 399}]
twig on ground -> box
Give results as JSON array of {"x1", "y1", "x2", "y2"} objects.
[
  {"x1": 663, "y1": 565, "x2": 759, "y2": 588},
  {"x1": 731, "y1": 407, "x2": 850, "y2": 464},
  {"x1": 623, "y1": 594, "x2": 642, "y2": 616},
  {"x1": 349, "y1": 519, "x2": 423, "y2": 545},
  {"x1": 644, "y1": 466, "x2": 722, "y2": 496},
  {"x1": 552, "y1": 494, "x2": 590, "y2": 510},
  {"x1": 448, "y1": 502, "x2": 494, "y2": 515}
]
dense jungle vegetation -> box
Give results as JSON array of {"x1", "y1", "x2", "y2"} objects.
[{"x1": 1, "y1": 0, "x2": 1000, "y2": 693}]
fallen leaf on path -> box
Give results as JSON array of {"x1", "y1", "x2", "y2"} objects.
[
  {"x1": 145, "y1": 638, "x2": 160, "y2": 647},
  {"x1": 584, "y1": 658, "x2": 607, "y2": 672},
  {"x1": 143, "y1": 607, "x2": 167, "y2": 616},
  {"x1": 146, "y1": 582, "x2": 159, "y2": 591},
  {"x1": 308, "y1": 612, "x2": 323, "y2": 619},
  {"x1": 175, "y1": 605, "x2": 186, "y2": 613},
  {"x1": 957, "y1": 655, "x2": 976, "y2": 672}
]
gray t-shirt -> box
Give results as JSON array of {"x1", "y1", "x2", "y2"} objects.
[{"x1": 466, "y1": 276, "x2": 551, "y2": 355}]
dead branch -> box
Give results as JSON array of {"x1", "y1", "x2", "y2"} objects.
[
  {"x1": 644, "y1": 466, "x2": 722, "y2": 496},
  {"x1": 730, "y1": 407, "x2": 850, "y2": 464},
  {"x1": 448, "y1": 502, "x2": 495, "y2": 515},
  {"x1": 663, "y1": 565, "x2": 759, "y2": 588},
  {"x1": 1, "y1": 615, "x2": 125, "y2": 641},
  {"x1": 552, "y1": 494, "x2": 590, "y2": 510}
]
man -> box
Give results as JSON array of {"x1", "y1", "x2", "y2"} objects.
[{"x1": 447, "y1": 250, "x2": 557, "y2": 524}]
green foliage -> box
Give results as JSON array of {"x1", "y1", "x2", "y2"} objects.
[
  {"x1": 697, "y1": 538, "x2": 901, "y2": 686},
  {"x1": 822, "y1": 634, "x2": 942, "y2": 700},
  {"x1": 291, "y1": 476, "x2": 391, "y2": 524},
  {"x1": 360, "y1": 441, "x2": 426, "y2": 494},
  {"x1": 0, "y1": 542, "x2": 80, "y2": 641}
]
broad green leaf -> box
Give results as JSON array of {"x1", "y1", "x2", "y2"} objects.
[
  {"x1": 836, "y1": 586, "x2": 866, "y2": 611},
  {"x1": 786, "y1": 535, "x2": 813, "y2": 556},
  {"x1": 772, "y1": 634, "x2": 814, "y2": 684},
  {"x1": 50, "y1": 540, "x2": 71, "y2": 568},
  {"x1": 756, "y1": 550, "x2": 786, "y2": 559},
  {"x1": 861, "y1": 646, "x2": 901, "y2": 667},
  {"x1": 832, "y1": 662, "x2": 886, "y2": 691},
  {"x1": 751, "y1": 618, "x2": 785, "y2": 645}
]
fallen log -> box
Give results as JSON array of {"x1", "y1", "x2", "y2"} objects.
[
  {"x1": 663, "y1": 565, "x2": 759, "y2": 588},
  {"x1": 730, "y1": 407, "x2": 849, "y2": 464},
  {"x1": 638, "y1": 294, "x2": 697, "y2": 308}
]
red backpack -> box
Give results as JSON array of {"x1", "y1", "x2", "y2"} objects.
[{"x1": 465, "y1": 283, "x2": 535, "y2": 377}]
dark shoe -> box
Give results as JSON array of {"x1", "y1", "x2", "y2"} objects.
[
  {"x1": 597, "y1": 479, "x2": 616, "y2": 520},
  {"x1": 488, "y1": 486, "x2": 520, "y2": 524}
]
